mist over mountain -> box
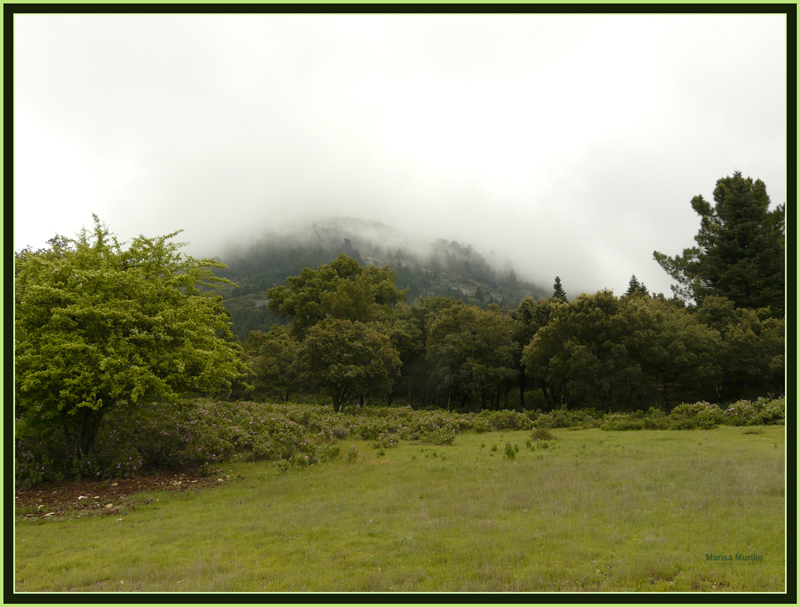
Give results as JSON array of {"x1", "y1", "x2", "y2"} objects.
[{"x1": 215, "y1": 218, "x2": 550, "y2": 339}]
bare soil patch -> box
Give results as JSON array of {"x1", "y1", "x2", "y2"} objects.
[{"x1": 15, "y1": 469, "x2": 239, "y2": 521}]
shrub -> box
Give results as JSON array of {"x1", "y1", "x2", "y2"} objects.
[
  {"x1": 319, "y1": 444, "x2": 341, "y2": 462},
  {"x1": 483, "y1": 410, "x2": 532, "y2": 431},
  {"x1": 531, "y1": 427, "x2": 554, "y2": 441},
  {"x1": 722, "y1": 397, "x2": 785, "y2": 426},
  {"x1": 504, "y1": 442, "x2": 517, "y2": 459},
  {"x1": 373, "y1": 432, "x2": 401, "y2": 449},
  {"x1": 346, "y1": 445, "x2": 360, "y2": 463},
  {"x1": 331, "y1": 426, "x2": 350, "y2": 440},
  {"x1": 670, "y1": 402, "x2": 723, "y2": 430},
  {"x1": 550, "y1": 410, "x2": 571, "y2": 428},
  {"x1": 196, "y1": 462, "x2": 220, "y2": 477},
  {"x1": 601, "y1": 414, "x2": 645, "y2": 431},
  {"x1": 473, "y1": 418, "x2": 490, "y2": 434}
]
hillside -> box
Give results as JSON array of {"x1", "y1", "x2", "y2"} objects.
[{"x1": 214, "y1": 218, "x2": 549, "y2": 340}]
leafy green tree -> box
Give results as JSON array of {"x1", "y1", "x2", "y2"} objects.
[
  {"x1": 267, "y1": 254, "x2": 407, "y2": 337},
  {"x1": 510, "y1": 296, "x2": 561, "y2": 408},
  {"x1": 620, "y1": 294, "x2": 721, "y2": 407},
  {"x1": 552, "y1": 276, "x2": 568, "y2": 302},
  {"x1": 388, "y1": 296, "x2": 461, "y2": 407},
  {"x1": 522, "y1": 291, "x2": 721, "y2": 410},
  {"x1": 654, "y1": 171, "x2": 784, "y2": 315},
  {"x1": 426, "y1": 303, "x2": 517, "y2": 411},
  {"x1": 298, "y1": 319, "x2": 402, "y2": 412},
  {"x1": 522, "y1": 291, "x2": 629, "y2": 409},
  {"x1": 15, "y1": 217, "x2": 250, "y2": 466},
  {"x1": 248, "y1": 326, "x2": 301, "y2": 403},
  {"x1": 695, "y1": 296, "x2": 784, "y2": 400}
]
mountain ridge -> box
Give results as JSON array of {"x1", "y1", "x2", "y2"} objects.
[{"x1": 214, "y1": 218, "x2": 549, "y2": 339}]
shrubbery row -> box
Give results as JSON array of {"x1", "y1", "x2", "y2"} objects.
[{"x1": 15, "y1": 396, "x2": 784, "y2": 488}]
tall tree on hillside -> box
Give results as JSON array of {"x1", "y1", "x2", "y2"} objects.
[
  {"x1": 654, "y1": 171, "x2": 784, "y2": 315},
  {"x1": 552, "y1": 277, "x2": 568, "y2": 302}
]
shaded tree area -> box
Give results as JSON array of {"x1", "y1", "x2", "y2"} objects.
[
  {"x1": 245, "y1": 255, "x2": 405, "y2": 409},
  {"x1": 426, "y1": 303, "x2": 517, "y2": 411},
  {"x1": 247, "y1": 236, "x2": 783, "y2": 413},
  {"x1": 242, "y1": 325, "x2": 301, "y2": 403}
]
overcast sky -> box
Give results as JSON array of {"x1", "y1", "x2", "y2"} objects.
[{"x1": 14, "y1": 13, "x2": 786, "y2": 297}]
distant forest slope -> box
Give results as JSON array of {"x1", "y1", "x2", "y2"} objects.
[{"x1": 214, "y1": 219, "x2": 548, "y2": 340}]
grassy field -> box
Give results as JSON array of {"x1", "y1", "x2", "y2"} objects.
[{"x1": 14, "y1": 425, "x2": 785, "y2": 593}]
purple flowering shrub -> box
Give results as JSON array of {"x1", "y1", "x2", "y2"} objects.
[{"x1": 722, "y1": 396, "x2": 785, "y2": 426}]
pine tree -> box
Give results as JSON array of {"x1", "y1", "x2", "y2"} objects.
[
  {"x1": 654, "y1": 171, "x2": 784, "y2": 316},
  {"x1": 625, "y1": 275, "x2": 648, "y2": 297},
  {"x1": 552, "y1": 276, "x2": 568, "y2": 302}
]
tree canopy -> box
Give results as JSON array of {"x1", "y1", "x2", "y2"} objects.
[
  {"x1": 15, "y1": 217, "x2": 250, "y2": 464},
  {"x1": 298, "y1": 319, "x2": 402, "y2": 412},
  {"x1": 267, "y1": 254, "x2": 407, "y2": 337},
  {"x1": 522, "y1": 290, "x2": 724, "y2": 410},
  {"x1": 654, "y1": 171, "x2": 784, "y2": 315},
  {"x1": 426, "y1": 303, "x2": 517, "y2": 410},
  {"x1": 246, "y1": 325, "x2": 301, "y2": 403}
]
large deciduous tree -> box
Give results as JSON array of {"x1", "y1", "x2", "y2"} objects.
[
  {"x1": 695, "y1": 296, "x2": 784, "y2": 400},
  {"x1": 426, "y1": 303, "x2": 516, "y2": 411},
  {"x1": 248, "y1": 326, "x2": 301, "y2": 403},
  {"x1": 522, "y1": 291, "x2": 722, "y2": 410},
  {"x1": 267, "y1": 254, "x2": 407, "y2": 337},
  {"x1": 298, "y1": 319, "x2": 402, "y2": 412},
  {"x1": 654, "y1": 171, "x2": 784, "y2": 315},
  {"x1": 510, "y1": 296, "x2": 562, "y2": 409},
  {"x1": 15, "y1": 217, "x2": 251, "y2": 466},
  {"x1": 388, "y1": 296, "x2": 460, "y2": 407}
]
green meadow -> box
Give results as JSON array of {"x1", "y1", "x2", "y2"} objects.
[{"x1": 15, "y1": 425, "x2": 785, "y2": 593}]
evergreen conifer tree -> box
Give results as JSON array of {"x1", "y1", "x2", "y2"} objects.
[
  {"x1": 552, "y1": 276, "x2": 568, "y2": 302},
  {"x1": 654, "y1": 171, "x2": 784, "y2": 315}
]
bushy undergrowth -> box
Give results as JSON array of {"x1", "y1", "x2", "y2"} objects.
[
  {"x1": 15, "y1": 396, "x2": 784, "y2": 488},
  {"x1": 599, "y1": 397, "x2": 785, "y2": 431}
]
